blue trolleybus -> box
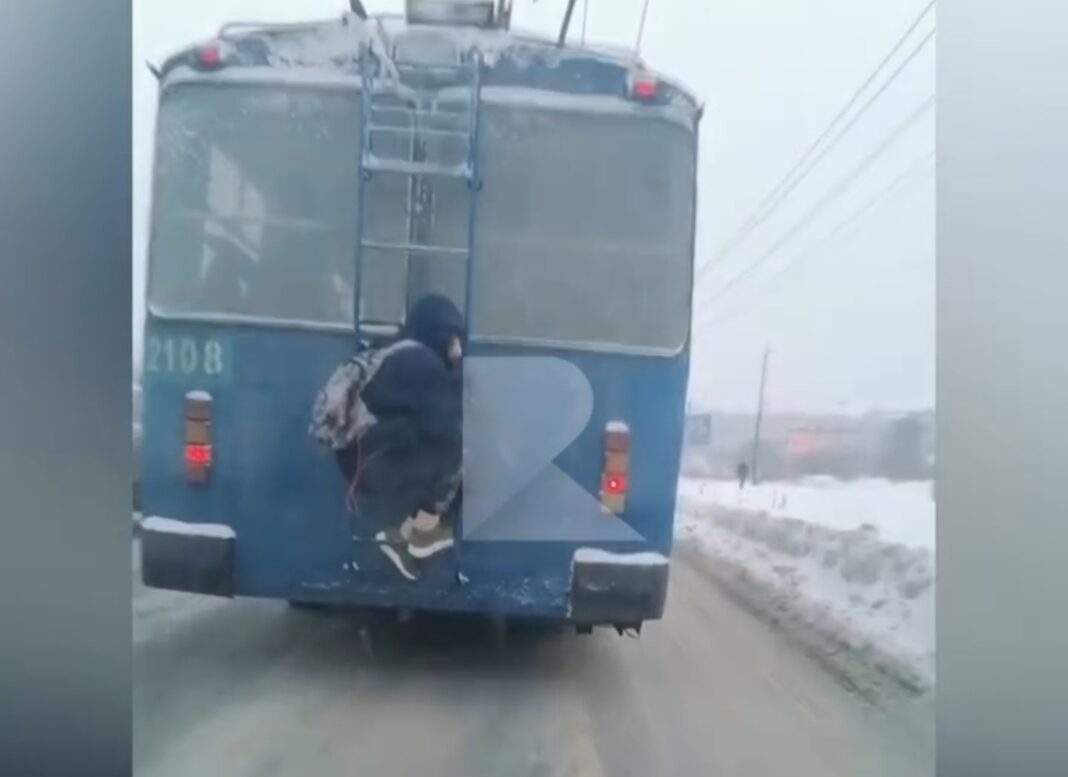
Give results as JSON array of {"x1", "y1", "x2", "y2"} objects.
[{"x1": 138, "y1": 2, "x2": 701, "y2": 634}]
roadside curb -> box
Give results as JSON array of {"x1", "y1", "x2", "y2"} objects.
[{"x1": 676, "y1": 539, "x2": 931, "y2": 698}]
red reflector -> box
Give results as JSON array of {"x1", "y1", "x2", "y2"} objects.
[
  {"x1": 185, "y1": 444, "x2": 213, "y2": 466},
  {"x1": 603, "y1": 474, "x2": 628, "y2": 495},
  {"x1": 633, "y1": 77, "x2": 658, "y2": 100}
]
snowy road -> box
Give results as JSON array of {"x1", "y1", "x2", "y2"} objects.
[{"x1": 134, "y1": 543, "x2": 933, "y2": 777}]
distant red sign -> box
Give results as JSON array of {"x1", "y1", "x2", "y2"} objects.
[{"x1": 787, "y1": 430, "x2": 819, "y2": 456}]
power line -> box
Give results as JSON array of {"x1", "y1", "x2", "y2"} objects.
[
  {"x1": 635, "y1": 0, "x2": 652, "y2": 53},
  {"x1": 747, "y1": 0, "x2": 936, "y2": 217},
  {"x1": 700, "y1": 96, "x2": 934, "y2": 310},
  {"x1": 694, "y1": 0, "x2": 936, "y2": 284},
  {"x1": 696, "y1": 0, "x2": 935, "y2": 274},
  {"x1": 695, "y1": 94, "x2": 935, "y2": 318},
  {"x1": 695, "y1": 155, "x2": 934, "y2": 333},
  {"x1": 705, "y1": 150, "x2": 934, "y2": 315},
  {"x1": 693, "y1": 151, "x2": 934, "y2": 332},
  {"x1": 695, "y1": 25, "x2": 935, "y2": 290}
]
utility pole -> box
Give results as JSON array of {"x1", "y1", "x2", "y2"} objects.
[
  {"x1": 750, "y1": 347, "x2": 771, "y2": 484},
  {"x1": 557, "y1": 0, "x2": 578, "y2": 46}
]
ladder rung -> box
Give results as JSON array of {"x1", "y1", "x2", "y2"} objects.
[
  {"x1": 396, "y1": 62, "x2": 475, "y2": 75},
  {"x1": 367, "y1": 124, "x2": 472, "y2": 140},
  {"x1": 368, "y1": 104, "x2": 473, "y2": 121},
  {"x1": 364, "y1": 156, "x2": 472, "y2": 179},
  {"x1": 359, "y1": 322, "x2": 401, "y2": 338},
  {"x1": 369, "y1": 95, "x2": 467, "y2": 107},
  {"x1": 360, "y1": 240, "x2": 469, "y2": 257}
]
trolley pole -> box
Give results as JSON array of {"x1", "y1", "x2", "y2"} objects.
[{"x1": 750, "y1": 347, "x2": 771, "y2": 485}]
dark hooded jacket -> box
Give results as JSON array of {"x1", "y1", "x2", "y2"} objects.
[
  {"x1": 360, "y1": 294, "x2": 463, "y2": 447},
  {"x1": 338, "y1": 294, "x2": 464, "y2": 512}
]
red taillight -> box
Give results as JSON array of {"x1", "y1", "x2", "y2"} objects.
[
  {"x1": 184, "y1": 391, "x2": 213, "y2": 484},
  {"x1": 632, "y1": 74, "x2": 658, "y2": 101},
  {"x1": 603, "y1": 473, "x2": 628, "y2": 495},
  {"x1": 601, "y1": 421, "x2": 631, "y2": 513},
  {"x1": 185, "y1": 444, "x2": 213, "y2": 466}
]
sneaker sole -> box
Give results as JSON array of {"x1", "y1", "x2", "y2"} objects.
[
  {"x1": 408, "y1": 537, "x2": 455, "y2": 560},
  {"x1": 378, "y1": 542, "x2": 418, "y2": 581}
]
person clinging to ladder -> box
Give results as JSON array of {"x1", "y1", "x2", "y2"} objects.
[{"x1": 311, "y1": 293, "x2": 464, "y2": 580}]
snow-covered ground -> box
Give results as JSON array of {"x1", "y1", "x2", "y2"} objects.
[
  {"x1": 677, "y1": 477, "x2": 935, "y2": 549},
  {"x1": 676, "y1": 476, "x2": 935, "y2": 691}
]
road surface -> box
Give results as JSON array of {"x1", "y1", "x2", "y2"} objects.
[{"x1": 134, "y1": 542, "x2": 934, "y2": 776}]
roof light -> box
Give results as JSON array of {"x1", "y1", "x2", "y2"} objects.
[
  {"x1": 631, "y1": 73, "x2": 659, "y2": 101},
  {"x1": 195, "y1": 43, "x2": 224, "y2": 70}
]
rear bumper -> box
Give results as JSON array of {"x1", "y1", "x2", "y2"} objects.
[
  {"x1": 140, "y1": 516, "x2": 235, "y2": 597},
  {"x1": 568, "y1": 549, "x2": 670, "y2": 626},
  {"x1": 138, "y1": 520, "x2": 669, "y2": 623}
]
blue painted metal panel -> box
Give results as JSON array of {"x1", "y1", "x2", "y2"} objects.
[{"x1": 140, "y1": 319, "x2": 688, "y2": 615}]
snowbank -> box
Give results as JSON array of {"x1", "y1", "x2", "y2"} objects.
[
  {"x1": 678, "y1": 476, "x2": 935, "y2": 550},
  {"x1": 676, "y1": 478, "x2": 935, "y2": 691}
]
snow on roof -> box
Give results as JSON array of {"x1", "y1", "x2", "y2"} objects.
[
  {"x1": 165, "y1": 65, "x2": 364, "y2": 91},
  {"x1": 161, "y1": 13, "x2": 700, "y2": 111},
  {"x1": 263, "y1": 16, "x2": 367, "y2": 64},
  {"x1": 377, "y1": 13, "x2": 642, "y2": 68},
  {"x1": 142, "y1": 516, "x2": 235, "y2": 540},
  {"x1": 218, "y1": 17, "x2": 341, "y2": 40},
  {"x1": 478, "y1": 86, "x2": 695, "y2": 126},
  {"x1": 263, "y1": 15, "x2": 627, "y2": 71},
  {"x1": 383, "y1": 15, "x2": 517, "y2": 67}
]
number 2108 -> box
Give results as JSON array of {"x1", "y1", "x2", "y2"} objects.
[{"x1": 146, "y1": 336, "x2": 225, "y2": 377}]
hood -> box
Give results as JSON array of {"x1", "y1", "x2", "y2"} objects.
[{"x1": 402, "y1": 293, "x2": 465, "y2": 363}]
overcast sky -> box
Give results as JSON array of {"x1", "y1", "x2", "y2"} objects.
[{"x1": 134, "y1": 0, "x2": 935, "y2": 415}]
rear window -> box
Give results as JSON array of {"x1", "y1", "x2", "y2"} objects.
[
  {"x1": 469, "y1": 103, "x2": 696, "y2": 352},
  {"x1": 148, "y1": 83, "x2": 696, "y2": 352},
  {"x1": 148, "y1": 84, "x2": 362, "y2": 326}
]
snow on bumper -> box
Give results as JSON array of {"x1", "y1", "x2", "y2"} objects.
[
  {"x1": 569, "y1": 548, "x2": 670, "y2": 626},
  {"x1": 140, "y1": 516, "x2": 236, "y2": 597}
]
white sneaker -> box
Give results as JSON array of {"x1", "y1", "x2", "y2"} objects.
[
  {"x1": 375, "y1": 530, "x2": 419, "y2": 581},
  {"x1": 407, "y1": 523, "x2": 455, "y2": 560}
]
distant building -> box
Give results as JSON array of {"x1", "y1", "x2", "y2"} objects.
[
  {"x1": 681, "y1": 408, "x2": 935, "y2": 481},
  {"x1": 785, "y1": 425, "x2": 866, "y2": 478}
]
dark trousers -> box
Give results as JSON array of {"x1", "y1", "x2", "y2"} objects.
[{"x1": 336, "y1": 440, "x2": 460, "y2": 533}]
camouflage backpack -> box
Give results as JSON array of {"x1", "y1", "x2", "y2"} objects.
[{"x1": 309, "y1": 340, "x2": 419, "y2": 451}]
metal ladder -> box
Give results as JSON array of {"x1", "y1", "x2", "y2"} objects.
[{"x1": 353, "y1": 43, "x2": 483, "y2": 340}]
